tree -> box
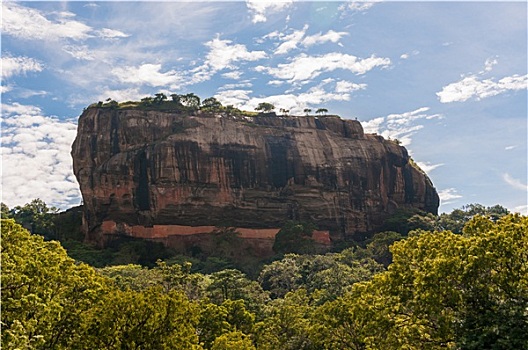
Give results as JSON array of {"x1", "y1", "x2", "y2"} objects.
[
  {"x1": 170, "y1": 94, "x2": 182, "y2": 104},
  {"x1": 10, "y1": 198, "x2": 58, "y2": 237},
  {"x1": 77, "y1": 288, "x2": 201, "y2": 349},
  {"x1": 181, "y1": 93, "x2": 201, "y2": 109},
  {"x1": 202, "y1": 97, "x2": 223, "y2": 111},
  {"x1": 314, "y1": 214, "x2": 528, "y2": 349},
  {"x1": 255, "y1": 102, "x2": 275, "y2": 113},
  {"x1": 141, "y1": 96, "x2": 154, "y2": 106},
  {"x1": 315, "y1": 108, "x2": 328, "y2": 115},
  {"x1": 1, "y1": 219, "x2": 108, "y2": 349},
  {"x1": 273, "y1": 221, "x2": 317, "y2": 254},
  {"x1": 303, "y1": 108, "x2": 312, "y2": 116},
  {"x1": 154, "y1": 92, "x2": 168, "y2": 104},
  {"x1": 279, "y1": 108, "x2": 289, "y2": 115}
]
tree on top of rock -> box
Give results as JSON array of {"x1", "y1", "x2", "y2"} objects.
[{"x1": 255, "y1": 102, "x2": 275, "y2": 113}]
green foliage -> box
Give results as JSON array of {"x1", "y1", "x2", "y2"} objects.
[
  {"x1": 273, "y1": 221, "x2": 318, "y2": 254},
  {"x1": 315, "y1": 108, "x2": 328, "y2": 115},
  {"x1": 202, "y1": 97, "x2": 223, "y2": 111},
  {"x1": 8, "y1": 198, "x2": 58, "y2": 237},
  {"x1": 1, "y1": 219, "x2": 108, "y2": 349},
  {"x1": 314, "y1": 214, "x2": 528, "y2": 349},
  {"x1": 77, "y1": 287, "x2": 201, "y2": 350},
  {"x1": 255, "y1": 102, "x2": 275, "y2": 113},
  {"x1": 211, "y1": 330, "x2": 256, "y2": 350}
]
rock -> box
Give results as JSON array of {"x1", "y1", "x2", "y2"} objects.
[{"x1": 72, "y1": 107, "x2": 439, "y2": 247}]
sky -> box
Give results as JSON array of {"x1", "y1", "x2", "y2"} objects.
[{"x1": 1, "y1": 0, "x2": 527, "y2": 215}]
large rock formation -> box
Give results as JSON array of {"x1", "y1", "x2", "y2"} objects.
[{"x1": 72, "y1": 107, "x2": 439, "y2": 247}]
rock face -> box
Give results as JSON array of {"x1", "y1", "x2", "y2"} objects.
[{"x1": 72, "y1": 107, "x2": 439, "y2": 246}]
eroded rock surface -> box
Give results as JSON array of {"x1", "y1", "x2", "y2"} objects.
[{"x1": 72, "y1": 107, "x2": 439, "y2": 246}]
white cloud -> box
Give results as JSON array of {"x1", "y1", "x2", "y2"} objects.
[
  {"x1": 362, "y1": 107, "x2": 442, "y2": 147},
  {"x1": 215, "y1": 80, "x2": 360, "y2": 115},
  {"x1": 96, "y1": 87, "x2": 145, "y2": 103},
  {"x1": 111, "y1": 64, "x2": 184, "y2": 89},
  {"x1": 214, "y1": 89, "x2": 253, "y2": 107},
  {"x1": 437, "y1": 74, "x2": 528, "y2": 103},
  {"x1": 2, "y1": 102, "x2": 43, "y2": 116},
  {"x1": 96, "y1": 28, "x2": 130, "y2": 39},
  {"x1": 339, "y1": 0, "x2": 379, "y2": 14},
  {"x1": 513, "y1": 205, "x2": 528, "y2": 215},
  {"x1": 204, "y1": 37, "x2": 267, "y2": 71},
  {"x1": 503, "y1": 173, "x2": 528, "y2": 191},
  {"x1": 1, "y1": 55, "x2": 43, "y2": 78},
  {"x1": 190, "y1": 36, "x2": 267, "y2": 84},
  {"x1": 1, "y1": 103, "x2": 81, "y2": 209},
  {"x1": 274, "y1": 25, "x2": 309, "y2": 54},
  {"x1": 246, "y1": 0, "x2": 293, "y2": 23},
  {"x1": 438, "y1": 188, "x2": 463, "y2": 202},
  {"x1": 62, "y1": 45, "x2": 95, "y2": 60},
  {"x1": 269, "y1": 25, "x2": 348, "y2": 55},
  {"x1": 222, "y1": 71, "x2": 243, "y2": 80},
  {"x1": 2, "y1": 2, "x2": 93, "y2": 41},
  {"x1": 335, "y1": 80, "x2": 366, "y2": 93},
  {"x1": 255, "y1": 53, "x2": 390, "y2": 83},
  {"x1": 505, "y1": 145, "x2": 517, "y2": 150},
  {"x1": 302, "y1": 29, "x2": 348, "y2": 47},
  {"x1": 415, "y1": 161, "x2": 444, "y2": 174},
  {"x1": 2, "y1": 2, "x2": 128, "y2": 41},
  {"x1": 482, "y1": 57, "x2": 498, "y2": 73}
]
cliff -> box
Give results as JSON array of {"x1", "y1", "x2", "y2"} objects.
[{"x1": 71, "y1": 107, "x2": 439, "y2": 247}]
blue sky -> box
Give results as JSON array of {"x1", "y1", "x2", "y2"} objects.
[{"x1": 1, "y1": 1, "x2": 527, "y2": 214}]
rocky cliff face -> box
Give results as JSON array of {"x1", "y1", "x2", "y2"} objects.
[{"x1": 72, "y1": 107, "x2": 439, "y2": 246}]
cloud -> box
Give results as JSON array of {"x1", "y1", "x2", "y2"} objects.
[
  {"x1": 362, "y1": 107, "x2": 442, "y2": 147},
  {"x1": 2, "y1": 2, "x2": 128, "y2": 41},
  {"x1": 255, "y1": 52, "x2": 390, "y2": 83},
  {"x1": 96, "y1": 88, "x2": 145, "y2": 103},
  {"x1": 246, "y1": 0, "x2": 293, "y2": 23},
  {"x1": 503, "y1": 173, "x2": 528, "y2": 191},
  {"x1": 214, "y1": 80, "x2": 362, "y2": 115},
  {"x1": 438, "y1": 188, "x2": 463, "y2": 203},
  {"x1": 190, "y1": 36, "x2": 267, "y2": 84},
  {"x1": 415, "y1": 161, "x2": 444, "y2": 174},
  {"x1": 1, "y1": 103, "x2": 81, "y2": 209},
  {"x1": 111, "y1": 64, "x2": 184, "y2": 89},
  {"x1": 271, "y1": 25, "x2": 349, "y2": 55},
  {"x1": 222, "y1": 71, "x2": 243, "y2": 80},
  {"x1": 62, "y1": 45, "x2": 95, "y2": 60},
  {"x1": 482, "y1": 57, "x2": 498, "y2": 73},
  {"x1": 96, "y1": 28, "x2": 130, "y2": 39},
  {"x1": 274, "y1": 25, "x2": 309, "y2": 54},
  {"x1": 339, "y1": 1, "x2": 380, "y2": 14},
  {"x1": 513, "y1": 205, "x2": 528, "y2": 215},
  {"x1": 204, "y1": 37, "x2": 267, "y2": 71},
  {"x1": 1, "y1": 55, "x2": 43, "y2": 78},
  {"x1": 214, "y1": 89, "x2": 253, "y2": 107},
  {"x1": 505, "y1": 145, "x2": 517, "y2": 150},
  {"x1": 335, "y1": 80, "x2": 367, "y2": 93},
  {"x1": 437, "y1": 74, "x2": 528, "y2": 103}
]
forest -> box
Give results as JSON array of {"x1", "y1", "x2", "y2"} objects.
[{"x1": 1, "y1": 202, "x2": 527, "y2": 349}]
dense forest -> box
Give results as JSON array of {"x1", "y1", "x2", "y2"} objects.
[{"x1": 1, "y1": 201, "x2": 527, "y2": 349}]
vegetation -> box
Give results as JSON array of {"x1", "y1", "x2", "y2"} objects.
[
  {"x1": 255, "y1": 102, "x2": 275, "y2": 113},
  {"x1": 2, "y1": 199, "x2": 526, "y2": 348},
  {"x1": 2, "y1": 211, "x2": 526, "y2": 349}
]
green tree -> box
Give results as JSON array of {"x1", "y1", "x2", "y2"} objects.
[
  {"x1": 303, "y1": 108, "x2": 312, "y2": 116},
  {"x1": 1, "y1": 202, "x2": 12, "y2": 218},
  {"x1": 11, "y1": 198, "x2": 58, "y2": 237},
  {"x1": 77, "y1": 287, "x2": 201, "y2": 349},
  {"x1": 255, "y1": 102, "x2": 275, "y2": 113},
  {"x1": 273, "y1": 221, "x2": 317, "y2": 254},
  {"x1": 211, "y1": 331, "x2": 255, "y2": 350},
  {"x1": 181, "y1": 93, "x2": 201, "y2": 109},
  {"x1": 314, "y1": 214, "x2": 528, "y2": 349},
  {"x1": 154, "y1": 92, "x2": 168, "y2": 104},
  {"x1": 202, "y1": 97, "x2": 223, "y2": 111},
  {"x1": 1, "y1": 219, "x2": 108, "y2": 349},
  {"x1": 315, "y1": 108, "x2": 328, "y2": 115}
]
